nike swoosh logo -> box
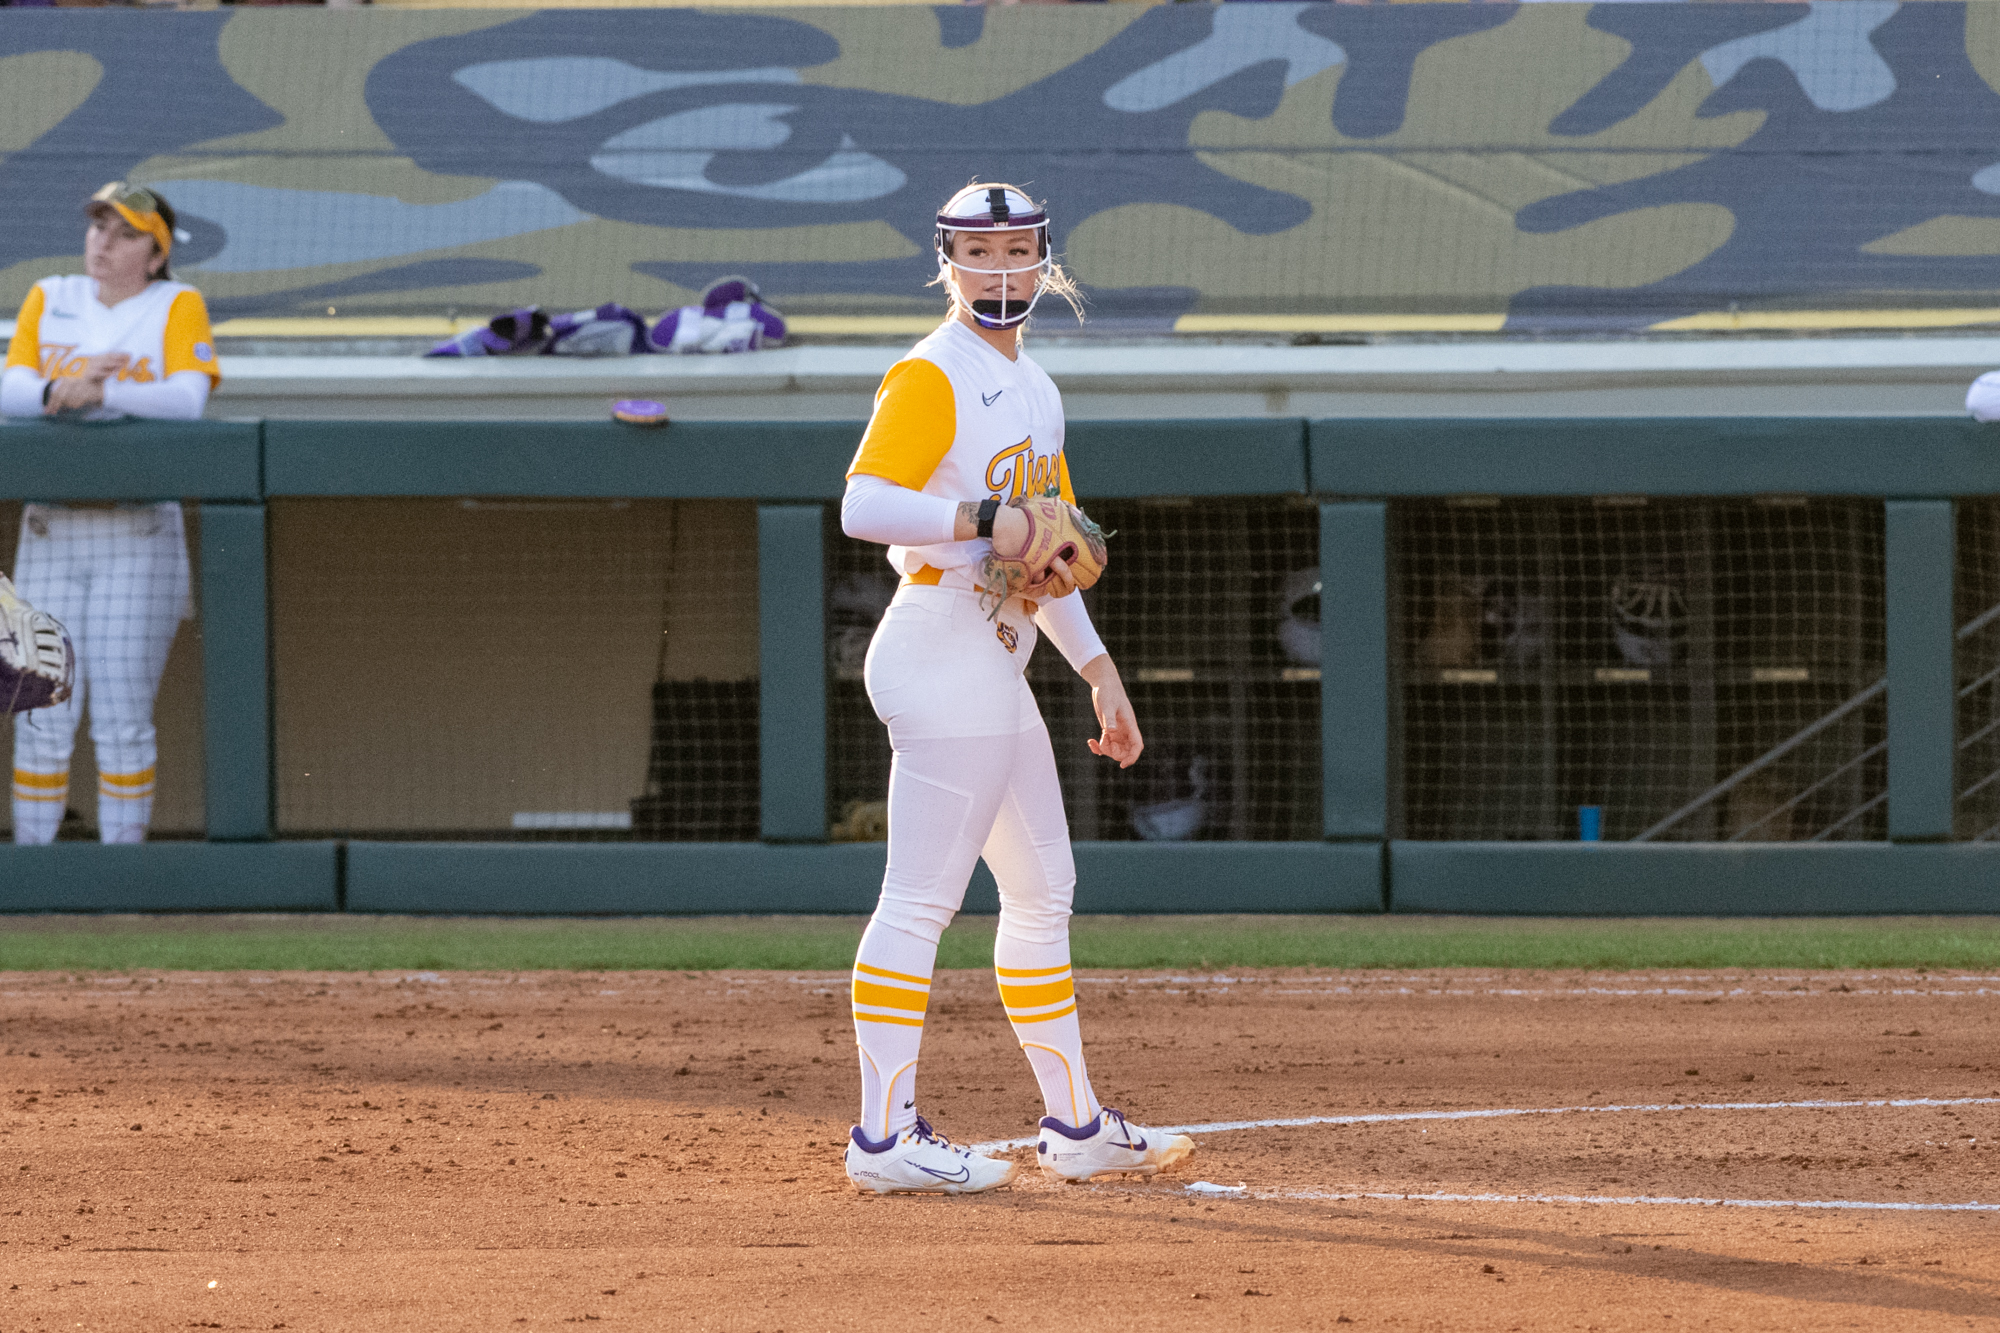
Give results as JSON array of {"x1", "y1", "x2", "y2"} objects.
[
  {"x1": 903, "y1": 1100, "x2": 915, "y2": 1109},
  {"x1": 1114, "y1": 1136, "x2": 1147, "y2": 1152},
  {"x1": 982, "y1": 390, "x2": 1003, "y2": 406},
  {"x1": 920, "y1": 1164, "x2": 972, "y2": 1183}
]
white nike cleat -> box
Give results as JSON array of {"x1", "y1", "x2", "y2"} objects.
[
  {"x1": 844, "y1": 1115, "x2": 1019, "y2": 1195},
  {"x1": 1036, "y1": 1107, "x2": 1196, "y2": 1182}
]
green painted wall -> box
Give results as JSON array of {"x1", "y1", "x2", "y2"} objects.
[
  {"x1": 1886, "y1": 501, "x2": 1956, "y2": 841},
  {"x1": 1310, "y1": 418, "x2": 2000, "y2": 498},
  {"x1": 1390, "y1": 842, "x2": 2000, "y2": 916},
  {"x1": 200, "y1": 504, "x2": 272, "y2": 841},
  {"x1": 0, "y1": 843, "x2": 337, "y2": 913}
]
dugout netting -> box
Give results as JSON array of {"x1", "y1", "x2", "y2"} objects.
[
  {"x1": 826, "y1": 498, "x2": 1322, "y2": 843},
  {"x1": 1954, "y1": 499, "x2": 2000, "y2": 840},
  {"x1": 1391, "y1": 497, "x2": 1887, "y2": 842},
  {"x1": 269, "y1": 498, "x2": 758, "y2": 840},
  {"x1": 12, "y1": 489, "x2": 1901, "y2": 848},
  {"x1": 0, "y1": 500, "x2": 207, "y2": 841}
]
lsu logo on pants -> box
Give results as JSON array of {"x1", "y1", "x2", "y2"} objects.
[{"x1": 996, "y1": 622, "x2": 1019, "y2": 654}]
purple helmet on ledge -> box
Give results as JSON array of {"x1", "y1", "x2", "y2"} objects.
[{"x1": 935, "y1": 183, "x2": 1052, "y2": 332}]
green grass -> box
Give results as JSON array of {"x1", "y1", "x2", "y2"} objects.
[{"x1": 6, "y1": 913, "x2": 2000, "y2": 973}]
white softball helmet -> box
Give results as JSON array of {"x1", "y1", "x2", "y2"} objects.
[{"x1": 936, "y1": 182, "x2": 1051, "y2": 331}]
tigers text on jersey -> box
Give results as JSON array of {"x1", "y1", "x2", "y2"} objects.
[
  {"x1": 847, "y1": 319, "x2": 1072, "y2": 581},
  {"x1": 5, "y1": 276, "x2": 220, "y2": 394}
]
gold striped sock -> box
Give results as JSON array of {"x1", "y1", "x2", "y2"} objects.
[
  {"x1": 12, "y1": 769, "x2": 68, "y2": 803},
  {"x1": 997, "y1": 963, "x2": 1077, "y2": 1024},
  {"x1": 99, "y1": 767, "x2": 157, "y2": 800},
  {"x1": 852, "y1": 961, "x2": 931, "y2": 1028}
]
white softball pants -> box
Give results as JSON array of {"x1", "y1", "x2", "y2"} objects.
[
  {"x1": 863, "y1": 584, "x2": 1075, "y2": 945},
  {"x1": 850, "y1": 584, "x2": 1103, "y2": 1140},
  {"x1": 11, "y1": 503, "x2": 190, "y2": 844}
]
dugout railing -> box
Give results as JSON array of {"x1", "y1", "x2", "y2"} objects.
[{"x1": 0, "y1": 415, "x2": 1995, "y2": 916}]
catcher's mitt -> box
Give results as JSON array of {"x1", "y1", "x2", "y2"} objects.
[
  {"x1": 0, "y1": 574, "x2": 74, "y2": 714},
  {"x1": 976, "y1": 494, "x2": 1109, "y2": 617}
]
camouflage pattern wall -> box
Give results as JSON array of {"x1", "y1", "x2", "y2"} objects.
[{"x1": 6, "y1": 3, "x2": 2000, "y2": 332}]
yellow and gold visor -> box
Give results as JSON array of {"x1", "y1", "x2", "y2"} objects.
[{"x1": 86, "y1": 182, "x2": 172, "y2": 259}]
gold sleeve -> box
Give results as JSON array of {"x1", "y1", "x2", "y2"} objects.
[
  {"x1": 5, "y1": 285, "x2": 45, "y2": 375},
  {"x1": 161, "y1": 289, "x2": 221, "y2": 386},
  {"x1": 847, "y1": 358, "x2": 956, "y2": 490}
]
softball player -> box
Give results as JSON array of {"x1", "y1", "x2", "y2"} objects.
[
  {"x1": 838, "y1": 183, "x2": 1195, "y2": 1194},
  {"x1": 0, "y1": 183, "x2": 217, "y2": 843}
]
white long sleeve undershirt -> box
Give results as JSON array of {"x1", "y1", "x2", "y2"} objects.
[
  {"x1": 103, "y1": 370, "x2": 210, "y2": 419},
  {"x1": 1, "y1": 365, "x2": 210, "y2": 421},
  {"x1": 841, "y1": 471, "x2": 960, "y2": 546},
  {"x1": 0, "y1": 366, "x2": 44, "y2": 418},
  {"x1": 841, "y1": 471, "x2": 1109, "y2": 671},
  {"x1": 1033, "y1": 586, "x2": 1108, "y2": 673},
  {"x1": 1969, "y1": 371, "x2": 2000, "y2": 423}
]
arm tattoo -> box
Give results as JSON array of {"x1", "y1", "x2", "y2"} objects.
[{"x1": 956, "y1": 501, "x2": 980, "y2": 527}]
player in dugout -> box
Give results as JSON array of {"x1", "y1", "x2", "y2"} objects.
[{"x1": 0, "y1": 182, "x2": 219, "y2": 843}]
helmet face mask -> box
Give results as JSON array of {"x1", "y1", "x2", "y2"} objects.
[{"x1": 936, "y1": 183, "x2": 1051, "y2": 331}]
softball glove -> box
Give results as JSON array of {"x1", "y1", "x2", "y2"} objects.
[
  {"x1": 977, "y1": 494, "x2": 1109, "y2": 616},
  {"x1": 0, "y1": 574, "x2": 74, "y2": 714}
]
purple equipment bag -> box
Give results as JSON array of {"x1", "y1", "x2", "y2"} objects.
[{"x1": 651, "y1": 276, "x2": 787, "y2": 354}]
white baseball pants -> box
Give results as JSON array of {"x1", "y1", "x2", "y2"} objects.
[
  {"x1": 864, "y1": 585, "x2": 1073, "y2": 942},
  {"x1": 850, "y1": 584, "x2": 1101, "y2": 1140},
  {"x1": 11, "y1": 503, "x2": 190, "y2": 844}
]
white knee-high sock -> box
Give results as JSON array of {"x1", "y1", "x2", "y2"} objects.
[
  {"x1": 96, "y1": 767, "x2": 155, "y2": 844},
  {"x1": 11, "y1": 769, "x2": 67, "y2": 845},
  {"x1": 995, "y1": 931, "x2": 1101, "y2": 1129},
  {"x1": 851, "y1": 918, "x2": 938, "y2": 1142}
]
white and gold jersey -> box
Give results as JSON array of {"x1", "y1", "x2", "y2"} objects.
[
  {"x1": 5, "y1": 275, "x2": 220, "y2": 402},
  {"x1": 847, "y1": 319, "x2": 1072, "y2": 583}
]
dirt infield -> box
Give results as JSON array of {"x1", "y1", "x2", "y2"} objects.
[{"x1": 5, "y1": 967, "x2": 2000, "y2": 1331}]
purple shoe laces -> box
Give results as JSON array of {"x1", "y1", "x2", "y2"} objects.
[{"x1": 911, "y1": 1115, "x2": 958, "y2": 1150}]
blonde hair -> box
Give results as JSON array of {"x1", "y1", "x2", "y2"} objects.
[{"x1": 1036, "y1": 259, "x2": 1087, "y2": 325}]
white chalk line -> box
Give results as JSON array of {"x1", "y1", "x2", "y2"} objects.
[
  {"x1": 1211, "y1": 1186, "x2": 2000, "y2": 1213},
  {"x1": 975, "y1": 1095, "x2": 2000, "y2": 1152},
  {"x1": 985, "y1": 1096, "x2": 2000, "y2": 1214}
]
